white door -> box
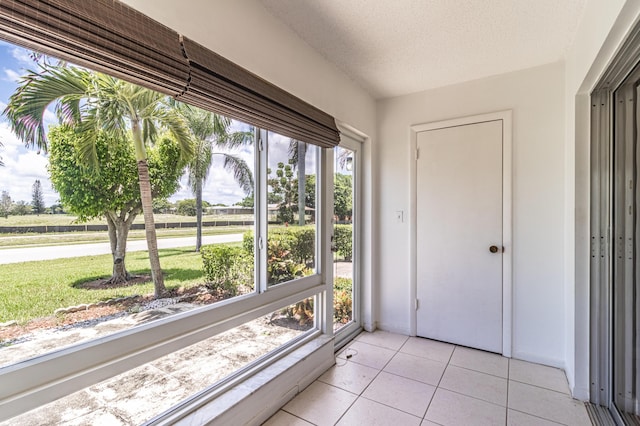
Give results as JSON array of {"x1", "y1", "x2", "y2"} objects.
[{"x1": 416, "y1": 120, "x2": 503, "y2": 353}]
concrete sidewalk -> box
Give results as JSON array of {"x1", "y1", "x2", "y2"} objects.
[{"x1": 0, "y1": 233, "x2": 243, "y2": 264}]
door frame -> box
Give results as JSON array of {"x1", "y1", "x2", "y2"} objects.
[{"x1": 409, "y1": 110, "x2": 513, "y2": 357}]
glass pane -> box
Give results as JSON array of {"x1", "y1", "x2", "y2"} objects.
[
  {"x1": 266, "y1": 132, "x2": 317, "y2": 286},
  {"x1": 333, "y1": 146, "x2": 354, "y2": 332},
  {"x1": 0, "y1": 43, "x2": 258, "y2": 368},
  {"x1": 6, "y1": 296, "x2": 316, "y2": 424}
]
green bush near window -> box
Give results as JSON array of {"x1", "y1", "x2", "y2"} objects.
[
  {"x1": 334, "y1": 224, "x2": 352, "y2": 261},
  {"x1": 205, "y1": 230, "x2": 353, "y2": 324},
  {"x1": 200, "y1": 245, "x2": 252, "y2": 296},
  {"x1": 242, "y1": 225, "x2": 315, "y2": 266},
  {"x1": 334, "y1": 277, "x2": 353, "y2": 325}
]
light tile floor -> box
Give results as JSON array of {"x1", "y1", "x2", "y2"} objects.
[{"x1": 264, "y1": 331, "x2": 592, "y2": 426}]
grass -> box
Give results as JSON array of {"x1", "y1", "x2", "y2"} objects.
[
  {"x1": 0, "y1": 213, "x2": 255, "y2": 227},
  {"x1": 0, "y1": 247, "x2": 207, "y2": 323},
  {"x1": 0, "y1": 226, "x2": 250, "y2": 249}
]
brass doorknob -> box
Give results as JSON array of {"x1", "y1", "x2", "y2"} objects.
[{"x1": 489, "y1": 245, "x2": 499, "y2": 253}]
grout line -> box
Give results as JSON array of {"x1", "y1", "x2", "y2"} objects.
[
  {"x1": 507, "y1": 408, "x2": 569, "y2": 426},
  {"x1": 357, "y1": 394, "x2": 424, "y2": 420},
  {"x1": 505, "y1": 357, "x2": 510, "y2": 425},
  {"x1": 434, "y1": 387, "x2": 508, "y2": 409},
  {"x1": 422, "y1": 344, "x2": 458, "y2": 422},
  {"x1": 508, "y1": 378, "x2": 572, "y2": 395},
  {"x1": 279, "y1": 409, "x2": 319, "y2": 426},
  {"x1": 447, "y1": 362, "x2": 509, "y2": 380}
]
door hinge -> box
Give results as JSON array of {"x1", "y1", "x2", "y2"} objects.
[
  {"x1": 415, "y1": 299, "x2": 419, "y2": 311},
  {"x1": 415, "y1": 148, "x2": 420, "y2": 160}
]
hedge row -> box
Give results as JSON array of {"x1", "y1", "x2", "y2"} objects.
[{"x1": 242, "y1": 224, "x2": 352, "y2": 262}]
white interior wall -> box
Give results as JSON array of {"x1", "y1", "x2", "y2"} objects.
[
  {"x1": 564, "y1": 0, "x2": 640, "y2": 400},
  {"x1": 376, "y1": 62, "x2": 567, "y2": 367}
]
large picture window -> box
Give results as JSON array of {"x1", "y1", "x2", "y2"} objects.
[{"x1": 0, "y1": 1, "x2": 338, "y2": 422}]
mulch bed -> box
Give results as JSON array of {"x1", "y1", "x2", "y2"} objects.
[{"x1": 0, "y1": 281, "x2": 222, "y2": 343}]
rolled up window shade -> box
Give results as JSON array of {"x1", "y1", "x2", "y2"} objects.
[
  {"x1": 179, "y1": 37, "x2": 340, "y2": 148},
  {"x1": 0, "y1": 0, "x2": 341, "y2": 148},
  {"x1": 0, "y1": 0, "x2": 189, "y2": 97}
]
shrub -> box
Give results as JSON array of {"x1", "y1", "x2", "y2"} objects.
[
  {"x1": 201, "y1": 245, "x2": 252, "y2": 296},
  {"x1": 243, "y1": 230, "x2": 254, "y2": 257},
  {"x1": 285, "y1": 226, "x2": 315, "y2": 266},
  {"x1": 281, "y1": 297, "x2": 314, "y2": 326},
  {"x1": 333, "y1": 277, "x2": 352, "y2": 324},
  {"x1": 242, "y1": 225, "x2": 316, "y2": 268},
  {"x1": 267, "y1": 237, "x2": 308, "y2": 285},
  {"x1": 334, "y1": 225, "x2": 352, "y2": 261}
]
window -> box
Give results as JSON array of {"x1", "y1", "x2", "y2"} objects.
[
  {"x1": 266, "y1": 133, "x2": 318, "y2": 286},
  {"x1": 0, "y1": 1, "x2": 339, "y2": 421}
]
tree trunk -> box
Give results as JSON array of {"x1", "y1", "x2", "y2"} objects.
[
  {"x1": 105, "y1": 212, "x2": 135, "y2": 284},
  {"x1": 297, "y1": 142, "x2": 307, "y2": 226},
  {"x1": 137, "y1": 159, "x2": 165, "y2": 297},
  {"x1": 195, "y1": 178, "x2": 203, "y2": 252}
]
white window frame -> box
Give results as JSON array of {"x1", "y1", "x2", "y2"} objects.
[{"x1": 333, "y1": 132, "x2": 364, "y2": 348}]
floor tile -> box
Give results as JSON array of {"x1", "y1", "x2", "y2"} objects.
[
  {"x1": 508, "y1": 381, "x2": 590, "y2": 426},
  {"x1": 336, "y1": 397, "x2": 422, "y2": 426},
  {"x1": 337, "y1": 341, "x2": 396, "y2": 370},
  {"x1": 425, "y1": 388, "x2": 506, "y2": 426},
  {"x1": 384, "y1": 352, "x2": 446, "y2": 386},
  {"x1": 362, "y1": 371, "x2": 436, "y2": 417},
  {"x1": 439, "y1": 365, "x2": 507, "y2": 406},
  {"x1": 356, "y1": 330, "x2": 409, "y2": 351},
  {"x1": 283, "y1": 381, "x2": 357, "y2": 426},
  {"x1": 449, "y1": 346, "x2": 508, "y2": 378},
  {"x1": 263, "y1": 410, "x2": 314, "y2": 426},
  {"x1": 399, "y1": 337, "x2": 455, "y2": 363},
  {"x1": 507, "y1": 409, "x2": 564, "y2": 425},
  {"x1": 509, "y1": 359, "x2": 570, "y2": 394},
  {"x1": 318, "y1": 360, "x2": 379, "y2": 394}
]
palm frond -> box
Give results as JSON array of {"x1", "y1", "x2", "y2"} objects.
[
  {"x1": 187, "y1": 138, "x2": 213, "y2": 191},
  {"x1": 3, "y1": 65, "x2": 90, "y2": 152},
  {"x1": 217, "y1": 153, "x2": 254, "y2": 194},
  {"x1": 218, "y1": 130, "x2": 253, "y2": 149},
  {"x1": 149, "y1": 106, "x2": 193, "y2": 160}
]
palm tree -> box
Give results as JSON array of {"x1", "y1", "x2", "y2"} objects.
[
  {"x1": 4, "y1": 64, "x2": 192, "y2": 297},
  {"x1": 178, "y1": 105, "x2": 253, "y2": 251},
  {"x1": 288, "y1": 139, "x2": 308, "y2": 225}
]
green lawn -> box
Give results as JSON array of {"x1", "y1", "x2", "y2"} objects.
[{"x1": 0, "y1": 247, "x2": 206, "y2": 323}]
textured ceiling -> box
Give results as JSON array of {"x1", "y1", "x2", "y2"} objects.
[{"x1": 258, "y1": 0, "x2": 587, "y2": 99}]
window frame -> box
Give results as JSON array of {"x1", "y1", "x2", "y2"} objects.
[{"x1": 0, "y1": 123, "x2": 331, "y2": 422}]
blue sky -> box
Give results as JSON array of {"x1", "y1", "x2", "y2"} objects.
[
  {"x1": 0, "y1": 41, "x2": 57, "y2": 206},
  {"x1": 0, "y1": 41, "x2": 311, "y2": 208}
]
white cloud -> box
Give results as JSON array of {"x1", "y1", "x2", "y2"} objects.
[
  {"x1": 10, "y1": 47, "x2": 33, "y2": 65},
  {"x1": 3, "y1": 68, "x2": 20, "y2": 83},
  {"x1": 0, "y1": 123, "x2": 57, "y2": 205}
]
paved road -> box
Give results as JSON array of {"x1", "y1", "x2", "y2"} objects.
[{"x1": 0, "y1": 234, "x2": 244, "y2": 265}]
